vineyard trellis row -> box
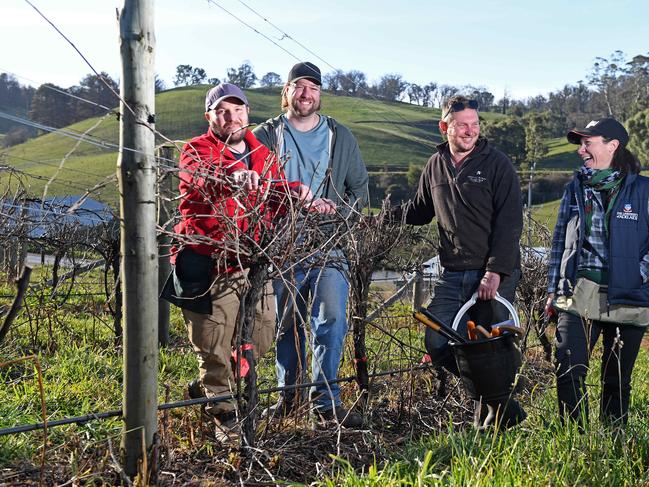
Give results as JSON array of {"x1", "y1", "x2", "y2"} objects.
[
  {"x1": 0, "y1": 160, "x2": 553, "y2": 435},
  {"x1": 0, "y1": 96, "x2": 553, "y2": 487}
]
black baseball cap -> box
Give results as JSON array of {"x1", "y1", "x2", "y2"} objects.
[
  {"x1": 567, "y1": 117, "x2": 629, "y2": 147},
  {"x1": 287, "y1": 62, "x2": 321, "y2": 86}
]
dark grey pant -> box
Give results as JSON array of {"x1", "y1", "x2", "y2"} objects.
[{"x1": 555, "y1": 312, "x2": 646, "y2": 426}]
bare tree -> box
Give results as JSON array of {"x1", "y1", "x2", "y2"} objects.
[
  {"x1": 260, "y1": 72, "x2": 282, "y2": 88},
  {"x1": 375, "y1": 74, "x2": 407, "y2": 101},
  {"x1": 406, "y1": 83, "x2": 423, "y2": 105},
  {"x1": 435, "y1": 84, "x2": 459, "y2": 109},
  {"x1": 340, "y1": 70, "x2": 368, "y2": 97},
  {"x1": 422, "y1": 82, "x2": 438, "y2": 107},
  {"x1": 588, "y1": 50, "x2": 628, "y2": 118},
  {"x1": 323, "y1": 69, "x2": 344, "y2": 93},
  {"x1": 226, "y1": 62, "x2": 257, "y2": 88}
]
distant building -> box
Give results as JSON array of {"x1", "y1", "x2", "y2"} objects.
[{"x1": 0, "y1": 196, "x2": 115, "y2": 239}]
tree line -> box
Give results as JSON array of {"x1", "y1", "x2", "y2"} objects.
[
  {"x1": 1, "y1": 51, "x2": 648, "y2": 166},
  {"x1": 171, "y1": 61, "x2": 496, "y2": 109},
  {"x1": 0, "y1": 72, "x2": 119, "y2": 147},
  {"x1": 0, "y1": 73, "x2": 35, "y2": 146},
  {"x1": 169, "y1": 53, "x2": 649, "y2": 167}
]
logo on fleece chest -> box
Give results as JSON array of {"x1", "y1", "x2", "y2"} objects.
[{"x1": 467, "y1": 170, "x2": 487, "y2": 184}]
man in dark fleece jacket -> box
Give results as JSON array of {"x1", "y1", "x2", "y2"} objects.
[{"x1": 400, "y1": 95, "x2": 524, "y2": 428}]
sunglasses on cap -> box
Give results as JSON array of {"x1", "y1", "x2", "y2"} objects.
[{"x1": 443, "y1": 99, "x2": 479, "y2": 119}]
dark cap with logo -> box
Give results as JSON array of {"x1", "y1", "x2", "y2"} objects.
[
  {"x1": 287, "y1": 62, "x2": 321, "y2": 86},
  {"x1": 567, "y1": 117, "x2": 629, "y2": 147},
  {"x1": 205, "y1": 83, "x2": 248, "y2": 112}
]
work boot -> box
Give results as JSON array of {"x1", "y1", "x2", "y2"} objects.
[
  {"x1": 188, "y1": 380, "x2": 236, "y2": 420},
  {"x1": 187, "y1": 379, "x2": 205, "y2": 399},
  {"x1": 313, "y1": 405, "x2": 363, "y2": 428},
  {"x1": 213, "y1": 410, "x2": 239, "y2": 445},
  {"x1": 262, "y1": 395, "x2": 295, "y2": 420},
  {"x1": 474, "y1": 399, "x2": 526, "y2": 430}
]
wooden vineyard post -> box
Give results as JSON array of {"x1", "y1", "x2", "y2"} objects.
[{"x1": 117, "y1": 0, "x2": 158, "y2": 478}]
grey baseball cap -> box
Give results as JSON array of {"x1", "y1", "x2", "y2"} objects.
[{"x1": 205, "y1": 83, "x2": 249, "y2": 112}]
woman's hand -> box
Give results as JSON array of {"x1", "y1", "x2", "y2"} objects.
[{"x1": 544, "y1": 293, "x2": 556, "y2": 318}]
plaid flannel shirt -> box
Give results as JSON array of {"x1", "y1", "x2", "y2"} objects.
[
  {"x1": 548, "y1": 189, "x2": 576, "y2": 294},
  {"x1": 547, "y1": 189, "x2": 572, "y2": 294},
  {"x1": 578, "y1": 188, "x2": 609, "y2": 276}
]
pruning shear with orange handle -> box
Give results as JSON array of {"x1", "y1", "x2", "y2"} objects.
[{"x1": 413, "y1": 310, "x2": 467, "y2": 344}]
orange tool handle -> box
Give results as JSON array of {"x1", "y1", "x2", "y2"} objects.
[
  {"x1": 412, "y1": 311, "x2": 466, "y2": 343},
  {"x1": 467, "y1": 320, "x2": 478, "y2": 340}
]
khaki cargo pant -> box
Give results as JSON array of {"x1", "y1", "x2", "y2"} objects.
[{"x1": 182, "y1": 271, "x2": 274, "y2": 415}]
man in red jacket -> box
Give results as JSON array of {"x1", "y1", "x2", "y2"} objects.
[{"x1": 164, "y1": 83, "x2": 310, "y2": 442}]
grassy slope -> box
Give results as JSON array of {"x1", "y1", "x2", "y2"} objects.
[
  {"x1": 3, "y1": 86, "x2": 531, "y2": 207},
  {"x1": 539, "y1": 137, "x2": 581, "y2": 170},
  {"x1": 2, "y1": 87, "x2": 437, "y2": 206}
]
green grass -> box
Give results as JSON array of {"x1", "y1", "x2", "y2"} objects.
[
  {"x1": 0, "y1": 266, "x2": 283, "y2": 467},
  {"x1": 532, "y1": 199, "x2": 563, "y2": 230},
  {"x1": 318, "y1": 345, "x2": 649, "y2": 486},
  {"x1": 1, "y1": 266, "x2": 647, "y2": 484}
]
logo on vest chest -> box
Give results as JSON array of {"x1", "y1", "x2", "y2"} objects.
[{"x1": 616, "y1": 203, "x2": 638, "y2": 221}]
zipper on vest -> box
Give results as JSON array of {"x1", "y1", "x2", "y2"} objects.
[{"x1": 605, "y1": 193, "x2": 613, "y2": 319}]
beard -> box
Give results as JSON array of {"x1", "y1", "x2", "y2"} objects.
[
  {"x1": 213, "y1": 124, "x2": 247, "y2": 145},
  {"x1": 289, "y1": 96, "x2": 321, "y2": 118}
]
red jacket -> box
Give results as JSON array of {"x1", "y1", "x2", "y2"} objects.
[{"x1": 172, "y1": 129, "x2": 298, "y2": 272}]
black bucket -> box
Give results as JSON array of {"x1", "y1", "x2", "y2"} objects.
[{"x1": 450, "y1": 333, "x2": 522, "y2": 402}]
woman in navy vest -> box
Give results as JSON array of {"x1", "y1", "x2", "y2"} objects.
[{"x1": 545, "y1": 117, "x2": 649, "y2": 428}]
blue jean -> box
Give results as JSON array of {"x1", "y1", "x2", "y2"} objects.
[
  {"x1": 274, "y1": 262, "x2": 349, "y2": 410},
  {"x1": 425, "y1": 268, "x2": 521, "y2": 373}
]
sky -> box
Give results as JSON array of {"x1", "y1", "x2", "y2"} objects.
[{"x1": 2, "y1": 0, "x2": 648, "y2": 101}]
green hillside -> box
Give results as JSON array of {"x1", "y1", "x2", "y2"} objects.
[
  {"x1": 1, "y1": 85, "x2": 570, "y2": 207},
  {"x1": 538, "y1": 137, "x2": 581, "y2": 170}
]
